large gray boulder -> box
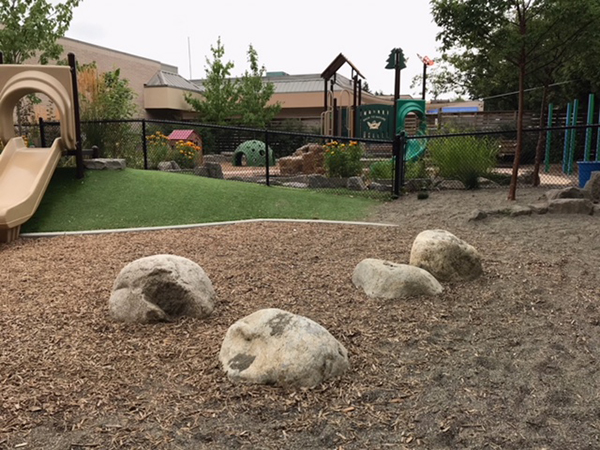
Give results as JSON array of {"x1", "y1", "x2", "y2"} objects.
[
  {"x1": 547, "y1": 198, "x2": 594, "y2": 215},
  {"x1": 410, "y1": 230, "x2": 483, "y2": 282},
  {"x1": 219, "y1": 308, "x2": 349, "y2": 388},
  {"x1": 584, "y1": 172, "x2": 600, "y2": 202},
  {"x1": 352, "y1": 258, "x2": 443, "y2": 299},
  {"x1": 543, "y1": 186, "x2": 590, "y2": 201},
  {"x1": 109, "y1": 254, "x2": 216, "y2": 323}
]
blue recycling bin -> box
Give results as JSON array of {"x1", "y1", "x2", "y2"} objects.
[{"x1": 577, "y1": 161, "x2": 600, "y2": 188}]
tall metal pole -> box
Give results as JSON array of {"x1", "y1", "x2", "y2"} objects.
[
  {"x1": 421, "y1": 62, "x2": 427, "y2": 100},
  {"x1": 393, "y1": 55, "x2": 400, "y2": 136}
]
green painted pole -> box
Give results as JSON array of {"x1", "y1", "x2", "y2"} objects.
[
  {"x1": 563, "y1": 102, "x2": 572, "y2": 173},
  {"x1": 585, "y1": 94, "x2": 595, "y2": 161},
  {"x1": 544, "y1": 103, "x2": 554, "y2": 173},
  {"x1": 568, "y1": 99, "x2": 579, "y2": 174}
]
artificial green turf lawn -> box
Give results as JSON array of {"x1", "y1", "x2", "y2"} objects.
[{"x1": 22, "y1": 168, "x2": 383, "y2": 232}]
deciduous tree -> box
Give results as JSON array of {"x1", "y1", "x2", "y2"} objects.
[
  {"x1": 185, "y1": 37, "x2": 239, "y2": 126},
  {"x1": 0, "y1": 0, "x2": 82, "y2": 64},
  {"x1": 431, "y1": 0, "x2": 599, "y2": 199},
  {"x1": 237, "y1": 44, "x2": 281, "y2": 128}
]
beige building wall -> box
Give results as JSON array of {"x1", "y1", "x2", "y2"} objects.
[{"x1": 57, "y1": 37, "x2": 177, "y2": 117}]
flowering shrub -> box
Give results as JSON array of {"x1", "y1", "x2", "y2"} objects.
[
  {"x1": 323, "y1": 140, "x2": 363, "y2": 178},
  {"x1": 174, "y1": 140, "x2": 202, "y2": 169},
  {"x1": 146, "y1": 131, "x2": 171, "y2": 169}
]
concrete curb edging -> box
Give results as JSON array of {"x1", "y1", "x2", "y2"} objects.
[{"x1": 20, "y1": 218, "x2": 398, "y2": 239}]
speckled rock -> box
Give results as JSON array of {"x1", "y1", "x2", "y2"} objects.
[
  {"x1": 219, "y1": 308, "x2": 349, "y2": 388},
  {"x1": 109, "y1": 254, "x2": 215, "y2": 323},
  {"x1": 352, "y1": 258, "x2": 443, "y2": 299},
  {"x1": 410, "y1": 230, "x2": 483, "y2": 281}
]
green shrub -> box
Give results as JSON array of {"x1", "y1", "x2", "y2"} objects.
[
  {"x1": 324, "y1": 140, "x2": 363, "y2": 178},
  {"x1": 428, "y1": 135, "x2": 498, "y2": 189},
  {"x1": 369, "y1": 160, "x2": 393, "y2": 180},
  {"x1": 369, "y1": 158, "x2": 427, "y2": 181}
]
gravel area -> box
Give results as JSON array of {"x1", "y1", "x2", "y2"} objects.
[{"x1": 2, "y1": 186, "x2": 600, "y2": 449}]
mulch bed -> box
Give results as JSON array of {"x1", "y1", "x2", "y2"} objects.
[{"x1": 2, "y1": 187, "x2": 600, "y2": 449}]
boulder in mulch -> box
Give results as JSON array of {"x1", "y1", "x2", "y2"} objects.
[
  {"x1": 219, "y1": 308, "x2": 349, "y2": 388},
  {"x1": 410, "y1": 230, "x2": 483, "y2": 282},
  {"x1": 468, "y1": 209, "x2": 488, "y2": 221},
  {"x1": 508, "y1": 205, "x2": 533, "y2": 217},
  {"x1": 543, "y1": 187, "x2": 590, "y2": 201},
  {"x1": 547, "y1": 198, "x2": 594, "y2": 215},
  {"x1": 352, "y1": 258, "x2": 443, "y2": 299},
  {"x1": 109, "y1": 254, "x2": 216, "y2": 323},
  {"x1": 583, "y1": 172, "x2": 600, "y2": 202},
  {"x1": 528, "y1": 202, "x2": 549, "y2": 214}
]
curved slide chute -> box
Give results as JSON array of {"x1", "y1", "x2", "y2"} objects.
[
  {"x1": 0, "y1": 137, "x2": 63, "y2": 242},
  {"x1": 396, "y1": 99, "x2": 428, "y2": 161},
  {"x1": 0, "y1": 62, "x2": 78, "y2": 243}
]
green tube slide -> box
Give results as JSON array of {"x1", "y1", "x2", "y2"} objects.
[{"x1": 396, "y1": 99, "x2": 428, "y2": 161}]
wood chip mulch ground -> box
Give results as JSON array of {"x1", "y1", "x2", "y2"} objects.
[{"x1": 2, "y1": 187, "x2": 600, "y2": 449}]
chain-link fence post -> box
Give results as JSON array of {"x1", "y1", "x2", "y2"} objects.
[
  {"x1": 38, "y1": 117, "x2": 46, "y2": 148},
  {"x1": 265, "y1": 128, "x2": 270, "y2": 186},
  {"x1": 393, "y1": 132, "x2": 406, "y2": 198},
  {"x1": 141, "y1": 119, "x2": 148, "y2": 170}
]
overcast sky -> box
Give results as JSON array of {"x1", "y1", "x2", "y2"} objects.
[{"x1": 63, "y1": 0, "x2": 443, "y2": 97}]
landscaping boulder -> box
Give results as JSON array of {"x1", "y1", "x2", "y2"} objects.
[
  {"x1": 410, "y1": 230, "x2": 483, "y2": 282},
  {"x1": 219, "y1": 308, "x2": 349, "y2": 388},
  {"x1": 109, "y1": 254, "x2": 216, "y2": 323},
  {"x1": 508, "y1": 205, "x2": 533, "y2": 217},
  {"x1": 294, "y1": 143, "x2": 325, "y2": 174},
  {"x1": 204, "y1": 162, "x2": 223, "y2": 179},
  {"x1": 468, "y1": 209, "x2": 488, "y2": 221},
  {"x1": 307, "y1": 174, "x2": 348, "y2": 189},
  {"x1": 547, "y1": 198, "x2": 593, "y2": 215},
  {"x1": 84, "y1": 158, "x2": 126, "y2": 170},
  {"x1": 352, "y1": 258, "x2": 443, "y2": 299},
  {"x1": 347, "y1": 176, "x2": 367, "y2": 191},
  {"x1": 158, "y1": 161, "x2": 181, "y2": 171},
  {"x1": 583, "y1": 172, "x2": 600, "y2": 202},
  {"x1": 543, "y1": 186, "x2": 590, "y2": 201},
  {"x1": 528, "y1": 202, "x2": 549, "y2": 214},
  {"x1": 278, "y1": 156, "x2": 304, "y2": 175}
]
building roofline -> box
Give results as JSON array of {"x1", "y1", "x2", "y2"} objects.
[{"x1": 60, "y1": 35, "x2": 178, "y2": 73}]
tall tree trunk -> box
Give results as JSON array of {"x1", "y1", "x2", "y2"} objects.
[
  {"x1": 508, "y1": 60, "x2": 526, "y2": 200},
  {"x1": 532, "y1": 85, "x2": 549, "y2": 186}
]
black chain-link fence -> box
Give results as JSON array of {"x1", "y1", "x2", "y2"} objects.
[
  {"x1": 16, "y1": 118, "x2": 598, "y2": 198},
  {"x1": 403, "y1": 124, "x2": 599, "y2": 192},
  {"x1": 35, "y1": 118, "x2": 395, "y2": 199}
]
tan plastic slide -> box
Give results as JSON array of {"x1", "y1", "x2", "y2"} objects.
[
  {"x1": 0, "y1": 137, "x2": 63, "y2": 242},
  {"x1": 0, "y1": 64, "x2": 76, "y2": 243}
]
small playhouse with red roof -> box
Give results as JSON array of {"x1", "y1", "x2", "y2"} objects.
[{"x1": 167, "y1": 129, "x2": 202, "y2": 148}]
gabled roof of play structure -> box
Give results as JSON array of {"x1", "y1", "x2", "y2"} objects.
[{"x1": 321, "y1": 53, "x2": 365, "y2": 81}]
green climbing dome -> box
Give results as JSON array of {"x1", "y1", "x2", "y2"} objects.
[{"x1": 232, "y1": 140, "x2": 275, "y2": 167}]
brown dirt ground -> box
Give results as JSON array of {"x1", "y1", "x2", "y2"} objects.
[{"x1": 2, "y1": 187, "x2": 600, "y2": 449}]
